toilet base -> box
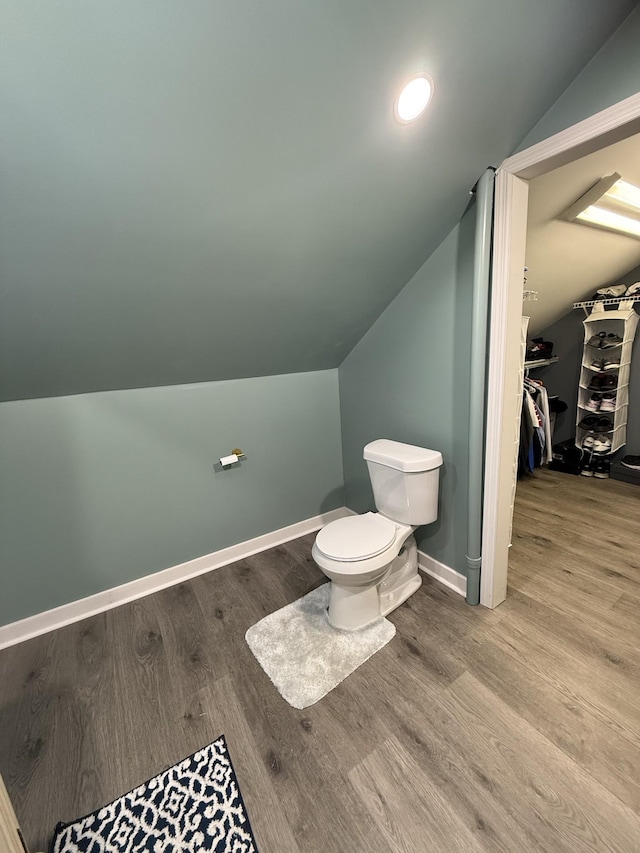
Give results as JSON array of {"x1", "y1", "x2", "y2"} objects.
[
  {"x1": 327, "y1": 581, "x2": 383, "y2": 632},
  {"x1": 378, "y1": 534, "x2": 421, "y2": 616},
  {"x1": 325, "y1": 534, "x2": 423, "y2": 631},
  {"x1": 326, "y1": 571, "x2": 423, "y2": 631},
  {"x1": 379, "y1": 573, "x2": 422, "y2": 616}
]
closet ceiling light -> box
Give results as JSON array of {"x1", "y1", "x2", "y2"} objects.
[
  {"x1": 576, "y1": 206, "x2": 640, "y2": 238},
  {"x1": 394, "y1": 75, "x2": 433, "y2": 123},
  {"x1": 562, "y1": 172, "x2": 640, "y2": 240}
]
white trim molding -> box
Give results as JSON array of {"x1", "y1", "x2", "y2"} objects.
[
  {"x1": 503, "y1": 91, "x2": 640, "y2": 180},
  {"x1": 482, "y1": 170, "x2": 529, "y2": 609},
  {"x1": 1, "y1": 507, "x2": 470, "y2": 649},
  {"x1": 0, "y1": 773, "x2": 27, "y2": 853},
  {"x1": 0, "y1": 508, "x2": 351, "y2": 650},
  {"x1": 418, "y1": 551, "x2": 467, "y2": 597}
]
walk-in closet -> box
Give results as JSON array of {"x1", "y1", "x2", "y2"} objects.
[
  {"x1": 509, "y1": 129, "x2": 640, "y2": 612},
  {"x1": 501, "y1": 133, "x2": 640, "y2": 800}
]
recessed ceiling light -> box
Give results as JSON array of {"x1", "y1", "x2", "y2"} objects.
[{"x1": 394, "y1": 75, "x2": 433, "y2": 124}]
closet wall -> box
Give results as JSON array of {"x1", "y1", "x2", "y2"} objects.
[{"x1": 531, "y1": 262, "x2": 640, "y2": 452}]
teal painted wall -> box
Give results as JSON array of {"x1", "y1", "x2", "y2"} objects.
[
  {"x1": 339, "y1": 6, "x2": 640, "y2": 578},
  {"x1": 0, "y1": 370, "x2": 343, "y2": 626},
  {"x1": 339, "y1": 203, "x2": 475, "y2": 575},
  {"x1": 2, "y1": 1, "x2": 634, "y2": 401},
  {"x1": 518, "y1": 5, "x2": 640, "y2": 150},
  {"x1": 2, "y1": 6, "x2": 639, "y2": 626}
]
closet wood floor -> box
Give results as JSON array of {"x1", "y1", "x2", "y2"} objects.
[{"x1": 1, "y1": 468, "x2": 640, "y2": 852}]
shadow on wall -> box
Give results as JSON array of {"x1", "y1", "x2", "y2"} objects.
[{"x1": 320, "y1": 487, "x2": 347, "y2": 515}]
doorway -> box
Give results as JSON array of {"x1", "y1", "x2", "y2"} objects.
[{"x1": 481, "y1": 92, "x2": 640, "y2": 608}]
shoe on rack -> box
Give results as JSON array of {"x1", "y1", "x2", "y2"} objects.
[
  {"x1": 593, "y1": 436, "x2": 612, "y2": 455},
  {"x1": 587, "y1": 375, "x2": 605, "y2": 390},
  {"x1": 600, "y1": 375, "x2": 618, "y2": 390},
  {"x1": 596, "y1": 284, "x2": 627, "y2": 298},
  {"x1": 585, "y1": 394, "x2": 602, "y2": 412},
  {"x1": 580, "y1": 459, "x2": 594, "y2": 477},
  {"x1": 621, "y1": 455, "x2": 640, "y2": 469},
  {"x1": 587, "y1": 331, "x2": 607, "y2": 347},
  {"x1": 526, "y1": 338, "x2": 554, "y2": 360},
  {"x1": 599, "y1": 393, "x2": 616, "y2": 412},
  {"x1": 582, "y1": 435, "x2": 596, "y2": 452},
  {"x1": 601, "y1": 332, "x2": 623, "y2": 348},
  {"x1": 603, "y1": 358, "x2": 620, "y2": 370},
  {"x1": 625, "y1": 282, "x2": 640, "y2": 296},
  {"x1": 594, "y1": 415, "x2": 614, "y2": 433},
  {"x1": 590, "y1": 358, "x2": 606, "y2": 371},
  {"x1": 578, "y1": 414, "x2": 599, "y2": 429},
  {"x1": 594, "y1": 458, "x2": 611, "y2": 479}
]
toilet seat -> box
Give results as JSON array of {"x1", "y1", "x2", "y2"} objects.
[{"x1": 315, "y1": 512, "x2": 397, "y2": 561}]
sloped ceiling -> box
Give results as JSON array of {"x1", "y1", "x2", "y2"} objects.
[
  {"x1": 1, "y1": 1, "x2": 637, "y2": 400},
  {"x1": 525, "y1": 132, "x2": 640, "y2": 336}
]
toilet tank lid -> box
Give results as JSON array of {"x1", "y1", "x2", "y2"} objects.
[{"x1": 363, "y1": 439, "x2": 442, "y2": 472}]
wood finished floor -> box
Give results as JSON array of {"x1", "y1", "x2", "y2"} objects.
[{"x1": 1, "y1": 468, "x2": 640, "y2": 852}]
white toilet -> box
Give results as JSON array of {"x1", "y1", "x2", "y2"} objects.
[{"x1": 312, "y1": 439, "x2": 443, "y2": 631}]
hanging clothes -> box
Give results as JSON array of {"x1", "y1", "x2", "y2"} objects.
[
  {"x1": 518, "y1": 378, "x2": 552, "y2": 476},
  {"x1": 525, "y1": 377, "x2": 553, "y2": 463}
]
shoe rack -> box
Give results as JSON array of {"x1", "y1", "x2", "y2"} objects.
[{"x1": 576, "y1": 301, "x2": 639, "y2": 453}]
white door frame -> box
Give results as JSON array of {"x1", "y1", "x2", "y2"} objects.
[
  {"x1": 0, "y1": 773, "x2": 30, "y2": 853},
  {"x1": 481, "y1": 91, "x2": 640, "y2": 609}
]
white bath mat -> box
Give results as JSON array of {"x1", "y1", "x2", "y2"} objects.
[{"x1": 245, "y1": 583, "x2": 395, "y2": 709}]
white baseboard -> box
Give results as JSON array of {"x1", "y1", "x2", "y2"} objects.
[
  {"x1": 0, "y1": 511, "x2": 467, "y2": 650},
  {"x1": 418, "y1": 551, "x2": 467, "y2": 597},
  {"x1": 0, "y1": 507, "x2": 351, "y2": 651}
]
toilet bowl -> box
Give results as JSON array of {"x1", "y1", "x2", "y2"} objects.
[
  {"x1": 312, "y1": 439, "x2": 442, "y2": 631},
  {"x1": 312, "y1": 513, "x2": 413, "y2": 630}
]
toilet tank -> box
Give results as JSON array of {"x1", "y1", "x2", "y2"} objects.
[{"x1": 363, "y1": 439, "x2": 443, "y2": 525}]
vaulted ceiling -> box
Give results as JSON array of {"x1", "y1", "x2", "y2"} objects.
[{"x1": 1, "y1": 1, "x2": 637, "y2": 400}]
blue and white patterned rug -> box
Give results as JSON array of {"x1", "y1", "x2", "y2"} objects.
[{"x1": 51, "y1": 735, "x2": 258, "y2": 852}]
